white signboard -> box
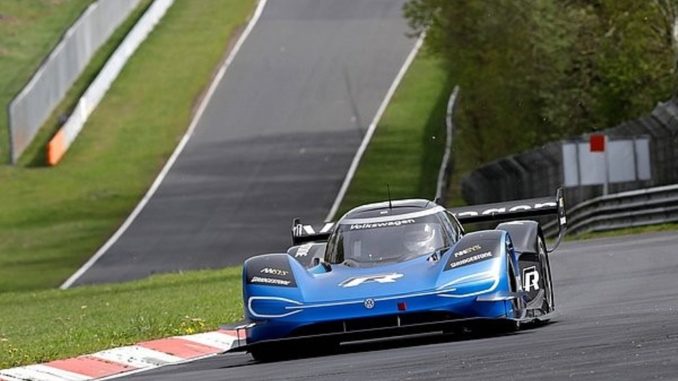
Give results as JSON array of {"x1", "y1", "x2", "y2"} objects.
[{"x1": 562, "y1": 137, "x2": 651, "y2": 187}]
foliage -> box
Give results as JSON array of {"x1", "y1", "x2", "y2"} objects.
[{"x1": 404, "y1": 0, "x2": 677, "y2": 168}]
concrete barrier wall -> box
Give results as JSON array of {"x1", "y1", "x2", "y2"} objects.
[
  {"x1": 7, "y1": 0, "x2": 141, "y2": 163},
  {"x1": 47, "y1": 0, "x2": 175, "y2": 165},
  {"x1": 461, "y1": 100, "x2": 678, "y2": 207}
]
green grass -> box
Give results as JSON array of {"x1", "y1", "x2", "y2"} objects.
[
  {"x1": 338, "y1": 51, "x2": 454, "y2": 216},
  {"x1": 0, "y1": 0, "x2": 96, "y2": 163},
  {"x1": 0, "y1": 0, "x2": 256, "y2": 292},
  {"x1": 0, "y1": 267, "x2": 243, "y2": 368}
]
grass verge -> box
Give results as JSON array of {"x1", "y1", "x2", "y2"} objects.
[
  {"x1": 0, "y1": 0, "x2": 256, "y2": 292},
  {"x1": 0, "y1": 0, "x2": 95, "y2": 163},
  {"x1": 338, "y1": 50, "x2": 453, "y2": 216},
  {"x1": 0, "y1": 267, "x2": 242, "y2": 368}
]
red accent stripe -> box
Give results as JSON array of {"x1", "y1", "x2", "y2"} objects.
[
  {"x1": 137, "y1": 337, "x2": 221, "y2": 359},
  {"x1": 47, "y1": 356, "x2": 134, "y2": 378},
  {"x1": 219, "y1": 329, "x2": 246, "y2": 340}
]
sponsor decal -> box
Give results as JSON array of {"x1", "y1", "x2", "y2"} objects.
[
  {"x1": 454, "y1": 244, "x2": 482, "y2": 258},
  {"x1": 260, "y1": 267, "x2": 289, "y2": 276},
  {"x1": 449, "y1": 251, "x2": 493, "y2": 269},
  {"x1": 339, "y1": 273, "x2": 404, "y2": 288},
  {"x1": 364, "y1": 298, "x2": 375, "y2": 309},
  {"x1": 349, "y1": 219, "x2": 416, "y2": 231},
  {"x1": 522, "y1": 266, "x2": 540, "y2": 291},
  {"x1": 250, "y1": 276, "x2": 291, "y2": 286},
  {"x1": 455, "y1": 201, "x2": 557, "y2": 218}
]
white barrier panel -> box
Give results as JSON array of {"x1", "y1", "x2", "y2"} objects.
[
  {"x1": 562, "y1": 137, "x2": 651, "y2": 187},
  {"x1": 47, "y1": 0, "x2": 175, "y2": 165},
  {"x1": 8, "y1": 0, "x2": 140, "y2": 163}
]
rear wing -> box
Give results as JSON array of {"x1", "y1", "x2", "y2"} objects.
[
  {"x1": 291, "y1": 218, "x2": 335, "y2": 246},
  {"x1": 449, "y1": 188, "x2": 567, "y2": 252}
]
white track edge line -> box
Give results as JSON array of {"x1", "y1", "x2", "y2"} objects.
[
  {"x1": 60, "y1": 0, "x2": 269, "y2": 289},
  {"x1": 325, "y1": 32, "x2": 426, "y2": 222}
]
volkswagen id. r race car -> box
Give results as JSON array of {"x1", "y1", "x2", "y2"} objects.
[{"x1": 237, "y1": 189, "x2": 567, "y2": 361}]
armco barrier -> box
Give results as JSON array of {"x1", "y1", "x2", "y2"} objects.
[
  {"x1": 46, "y1": 0, "x2": 175, "y2": 166},
  {"x1": 543, "y1": 184, "x2": 678, "y2": 237},
  {"x1": 7, "y1": 0, "x2": 140, "y2": 163},
  {"x1": 461, "y1": 100, "x2": 678, "y2": 207}
]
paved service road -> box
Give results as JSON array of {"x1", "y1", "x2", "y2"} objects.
[
  {"x1": 119, "y1": 232, "x2": 678, "y2": 380},
  {"x1": 73, "y1": 0, "x2": 417, "y2": 285}
]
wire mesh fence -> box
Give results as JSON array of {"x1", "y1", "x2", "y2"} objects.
[{"x1": 461, "y1": 100, "x2": 678, "y2": 207}]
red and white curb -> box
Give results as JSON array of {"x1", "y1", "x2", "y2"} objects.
[{"x1": 0, "y1": 329, "x2": 245, "y2": 381}]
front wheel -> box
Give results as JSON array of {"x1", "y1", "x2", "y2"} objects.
[
  {"x1": 249, "y1": 344, "x2": 280, "y2": 362},
  {"x1": 249, "y1": 338, "x2": 340, "y2": 362}
]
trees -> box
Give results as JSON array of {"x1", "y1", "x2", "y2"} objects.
[{"x1": 404, "y1": 0, "x2": 677, "y2": 165}]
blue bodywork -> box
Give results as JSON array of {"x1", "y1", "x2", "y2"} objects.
[{"x1": 243, "y1": 230, "x2": 523, "y2": 344}]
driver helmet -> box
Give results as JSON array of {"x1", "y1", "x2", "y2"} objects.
[{"x1": 404, "y1": 223, "x2": 439, "y2": 253}]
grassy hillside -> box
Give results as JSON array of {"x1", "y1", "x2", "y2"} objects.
[
  {"x1": 0, "y1": 0, "x2": 256, "y2": 292},
  {"x1": 338, "y1": 51, "x2": 453, "y2": 216}
]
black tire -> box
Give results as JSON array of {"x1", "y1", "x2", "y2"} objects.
[
  {"x1": 249, "y1": 338, "x2": 340, "y2": 362},
  {"x1": 249, "y1": 344, "x2": 281, "y2": 362}
]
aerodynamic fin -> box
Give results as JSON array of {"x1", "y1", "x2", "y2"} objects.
[
  {"x1": 291, "y1": 218, "x2": 335, "y2": 246},
  {"x1": 449, "y1": 188, "x2": 567, "y2": 252}
]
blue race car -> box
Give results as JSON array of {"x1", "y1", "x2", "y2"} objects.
[{"x1": 240, "y1": 189, "x2": 567, "y2": 361}]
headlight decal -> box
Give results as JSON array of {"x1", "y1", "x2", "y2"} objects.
[{"x1": 248, "y1": 296, "x2": 303, "y2": 319}]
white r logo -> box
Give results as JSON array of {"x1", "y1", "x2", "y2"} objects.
[
  {"x1": 522, "y1": 266, "x2": 540, "y2": 292},
  {"x1": 339, "y1": 273, "x2": 404, "y2": 288}
]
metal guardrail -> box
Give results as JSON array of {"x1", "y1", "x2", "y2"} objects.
[
  {"x1": 460, "y1": 99, "x2": 678, "y2": 209},
  {"x1": 434, "y1": 85, "x2": 459, "y2": 205},
  {"x1": 543, "y1": 184, "x2": 678, "y2": 237}
]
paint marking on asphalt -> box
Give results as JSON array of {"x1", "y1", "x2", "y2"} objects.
[
  {"x1": 0, "y1": 364, "x2": 90, "y2": 381},
  {"x1": 178, "y1": 331, "x2": 238, "y2": 351},
  {"x1": 46, "y1": 356, "x2": 134, "y2": 378},
  {"x1": 90, "y1": 346, "x2": 183, "y2": 369},
  {"x1": 60, "y1": 0, "x2": 269, "y2": 289},
  {"x1": 325, "y1": 31, "x2": 426, "y2": 222},
  {"x1": 137, "y1": 337, "x2": 222, "y2": 359},
  {"x1": 0, "y1": 330, "x2": 244, "y2": 381}
]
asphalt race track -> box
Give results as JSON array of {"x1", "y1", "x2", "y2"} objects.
[
  {"x1": 118, "y1": 232, "x2": 678, "y2": 380},
  {"x1": 72, "y1": 0, "x2": 417, "y2": 285}
]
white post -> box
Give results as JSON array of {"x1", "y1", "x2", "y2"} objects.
[{"x1": 603, "y1": 135, "x2": 609, "y2": 195}]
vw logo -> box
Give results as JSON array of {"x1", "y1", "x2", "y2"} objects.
[{"x1": 363, "y1": 298, "x2": 375, "y2": 309}]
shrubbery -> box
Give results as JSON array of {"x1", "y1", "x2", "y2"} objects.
[{"x1": 404, "y1": 0, "x2": 677, "y2": 167}]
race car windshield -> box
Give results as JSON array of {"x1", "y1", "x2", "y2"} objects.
[{"x1": 325, "y1": 214, "x2": 450, "y2": 265}]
